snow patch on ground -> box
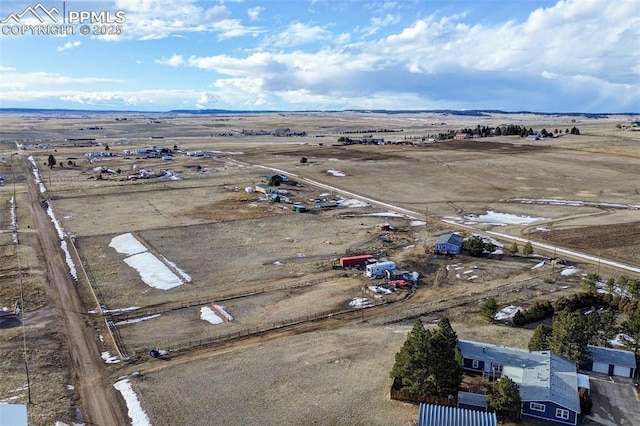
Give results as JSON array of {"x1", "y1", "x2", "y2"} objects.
[
  {"x1": 115, "y1": 314, "x2": 161, "y2": 326},
  {"x1": 494, "y1": 305, "x2": 523, "y2": 320},
  {"x1": 337, "y1": 198, "x2": 369, "y2": 208},
  {"x1": 113, "y1": 378, "x2": 152, "y2": 426},
  {"x1": 101, "y1": 351, "x2": 120, "y2": 364},
  {"x1": 349, "y1": 297, "x2": 372, "y2": 308},
  {"x1": 124, "y1": 252, "x2": 183, "y2": 290},
  {"x1": 560, "y1": 266, "x2": 577, "y2": 276},
  {"x1": 532, "y1": 260, "x2": 545, "y2": 270},
  {"x1": 327, "y1": 169, "x2": 346, "y2": 177},
  {"x1": 109, "y1": 233, "x2": 147, "y2": 256},
  {"x1": 200, "y1": 306, "x2": 223, "y2": 324}
]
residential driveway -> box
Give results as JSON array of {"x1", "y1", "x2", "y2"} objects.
[{"x1": 585, "y1": 374, "x2": 640, "y2": 426}]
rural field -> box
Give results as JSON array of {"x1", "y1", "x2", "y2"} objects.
[{"x1": 1, "y1": 111, "x2": 639, "y2": 425}]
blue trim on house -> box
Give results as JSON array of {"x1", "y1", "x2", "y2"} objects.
[{"x1": 522, "y1": 400, "x2": 577, "y2": 426}]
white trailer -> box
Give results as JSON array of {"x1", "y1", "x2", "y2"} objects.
[{"x1": 365, "y1": 261, "x2": 397, "y2": 279}]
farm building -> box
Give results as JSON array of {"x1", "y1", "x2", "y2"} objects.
[
  {"x1": 365, "y1": 261, "x2": 397, "y2": 278},
  {"x1": 581, "y1": 345, "x2": 637, "y2": 378},
  {"x1": 457, "y1": 339, "x2": 582, "y2": 426},
  {"x1": 339, "y1": 254, "x2": 374, "y2": 268},
  {"x1": 453, "y1": 133, "x2": 471, "y2": 140},
  {"x1": 434, "y1": 233, "x2": 464, "y2": 255},
  {"x1": 255, "y1": 184, "x2": 276, "y2": 194},
  {"x1": 417, "y1": 403, "x2": 497, "y2": 426}
]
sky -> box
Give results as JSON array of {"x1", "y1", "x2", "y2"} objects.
[{"x1": 0, "y1": 0, "x2": 638, "y2": 112}]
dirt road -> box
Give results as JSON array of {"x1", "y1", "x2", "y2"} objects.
[{"x1": 22, "y1": 157, "x2": 126, "y2": 425}]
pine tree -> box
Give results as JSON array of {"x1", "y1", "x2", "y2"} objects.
[
  {"x1": 390, "y1": 319, "x2": 433, "y2": 396},
  {"x1": 480, "y1": 297, "x2": 498, "y2": 321},
  {"x1": 522, "y1": 241, "x2": 533, "y2": 256},
  {"x1": 508, "y1": 242, "x2": 519, "y2": 255},
  {"x1": 489, "y1": 376, "x2": 522, "y2": 422},
  {"x1": 528, "y1": 324, "x2": 552, "y2": 351},
  {"x1": 550, "y1": 309, "x2": 593, "y2": 365}
]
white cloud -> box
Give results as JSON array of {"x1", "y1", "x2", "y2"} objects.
[
  {"x1": 0, "y1": 65, "x2": 16, "y2": 71},
  {"x1": 57, "y1": 41, "x2": 81, "y2": 52},
  {"x1": 247, "y1": 6, "x2": 264, "y2": 21},
  {"x1": 155, "y1": 54, "x2": 184, "y2": 67},
  {"x1": 111, "y1": 0, "x2": 263, "y2": 40},
  {"x1": 262, "y1": 22, "x2": 333, "y2": 47}
]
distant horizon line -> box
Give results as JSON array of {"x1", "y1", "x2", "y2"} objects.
[{"x1": 0, "y1": 107, "x2": 638, "y2": 116}]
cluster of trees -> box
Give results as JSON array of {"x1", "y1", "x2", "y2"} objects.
[
  {"x1": 390, "y1": 318, "x2": 463, "y2": 397},
  {"x1": 463, "y1": 236, "x2": 533, "y2": 258}
]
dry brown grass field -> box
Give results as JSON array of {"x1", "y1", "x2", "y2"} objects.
[{"x1": 1, "y1": 111, "x2": 639, "y2": 425}]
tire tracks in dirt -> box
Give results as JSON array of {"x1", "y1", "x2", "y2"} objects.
[{"x1": 21, "y1": 156, "x2": 126, "y2": 425}]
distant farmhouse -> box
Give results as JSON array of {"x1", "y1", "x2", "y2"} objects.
[{"x1": 434, "y1": 233, "x2": 464, "y2": 255}]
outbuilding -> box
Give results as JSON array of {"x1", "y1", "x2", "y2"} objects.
[
  {"x1": 582, "y1": 345, "x2": 637, "y2": 378},
  {"x1": 418, "y1": 403, "x2": 497, "y2": 426}
]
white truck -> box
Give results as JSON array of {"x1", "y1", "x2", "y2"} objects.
[{"x1": 365, "y1": 261, "x2": 397, "y2": 279}]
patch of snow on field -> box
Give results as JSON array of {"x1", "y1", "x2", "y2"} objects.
[
  {"x1": 60, "y1": 240, "x2": 78, "y2": 280},
  {"x1": 124, "y1": 252, "x2": 183, "y2": 290},
  {"x1": 465, "y1": 210, "x2": 546, "y2": 225},
  {"x1": 468, "y1": 275, "x2": 479, "y2": 280},
  {"x1": 608, "y1": 333, "x2": 634, "y2": 348},
  {"x1": 109, "y1": 233, "x2": 147, "y2": 256},
  {"x1": 103, "y1": 306, "x2": 139, "y2": 313},
  {"x1": 337, "y1": 199, "x2": 369, "y2": 208},
  {"x1": 115, "y1": 314, "x2": 161, "y2": 326},
  {"x1": 101, "y1": 351, "x2": 120, "y2": 364},
  {"x1": 363, "y1": 211, "x2": 405, "y2": 217},
  {"x1": 27, "y1": 155, "x2": 46, "y2": 193},
  {"x1": 349, "y1": 297, "x2": 372, "y2": 308},
  {"x1": 513, "y1": 198, "x2": 640, "y2": 210},
  {"x1": 327, "y1": 169, "x2": 346, "y2": 177},
  {"x1": 200, "y1": 306, "x2": 223, "y2": 324},
  {"x1": 532, "y1": 260, "x2": 545, "y2": 270},
  {"x1": 46, "y1": 203, "x2": 65, "y2": 239},
  {"x1": 161, "y1": 255, "x2": 192, "y2": 282},
  {"x1": 561, "y1": 266, "x2": 577, "y2": 276},
  {"x1": 213, "y1": 305, "x2": 233, "y2": 321},
  {"x1": 411, "y1": 220, "x2": 426, "y2": 226},
  {"x1": 494, "y1": 305, "x2": 523, "y2": 320},
  {"x1": 113, "y1": 378, "x2": 152, "y2": 426},
  {"x1": 10, "y1": 196, "x2": 17, "y2": 243}
]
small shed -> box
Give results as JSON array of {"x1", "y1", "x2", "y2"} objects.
[
  {"x1": 582, "y1": 345, "x2": 637, "y2": 378},
  {"x1": 255, "y1": 184, "x2": 276, "y2": 194},
  {"x1": 418, "y1": 403, "x2": 497, "y2": 426},
  {"x1": 435, "y1": 233, "x2": 464, "y2": 255},
  {"x1": 292, "y1": 205, "x2": 307, "y2": 213}
]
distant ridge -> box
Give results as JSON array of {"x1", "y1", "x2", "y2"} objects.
[{"x1": 0, "y1": 108, "x2": 636, "y2": 117}]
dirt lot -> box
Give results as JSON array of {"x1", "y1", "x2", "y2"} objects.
[{"x1": 1, "y1": 111, "x2": 639, "y2": 425}]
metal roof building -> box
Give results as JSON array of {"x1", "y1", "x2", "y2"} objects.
[
  {"x1": 418, "y1": 403, "x2": 497, "y2": 426},
  {"x1": 583, "y1": 345, "x2": 637, "y2": 378},
  {"x1": 434, "y1": 233, "x2": 464, "y2": 255}
]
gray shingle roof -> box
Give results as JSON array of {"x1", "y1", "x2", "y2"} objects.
[
  {"x1": 587, "y1": 345, "x2": 637, "y2": 369},
  {"x1": 436, "y1": 233, "x2": 464, "y2": 246},
  {"x1": 457, "y1": 340, "x2": 580, "y2": 413}
]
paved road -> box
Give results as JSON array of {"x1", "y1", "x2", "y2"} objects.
[{"x1": 22, "y1": 157, "x2": 126, "y2": 425}]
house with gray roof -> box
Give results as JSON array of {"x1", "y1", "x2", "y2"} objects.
[
  {"x1": 434, "y1": 233, "x2": 464, "y2": 255},
  {"x1": 457, "y1": 339, "x2": 581, "y2": 426},
  {"x1": 581, "y1": 345, "x2": 637, "y2": 378}
]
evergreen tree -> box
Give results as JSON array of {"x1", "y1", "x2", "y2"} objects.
[
  {"x1": 508, "y1": 242, "x2": 519, "y2": 255},
  {"x1": 522, "y1": 241, "x2": 533, "y2": 256},
  {"x1": 581, "y1": 273, "x2": 600, "y2": 294},
  {"x1": 480, "y1": 297, "x2": 498, "y2": 321},
  {"x1": 390, "y1": 319, "x2": 433, "y2": 396},
  {"x1": 551, "y1": 309, "x2": 593, "y2": 365},
  {"x1": 528, "y1": 324, "x2": 552, "y2": 351},
  {"x1": 621, "y1": 308, "x2": 640, "y2": 353},
  {"x1": 463, "y1": 236, "x2": 485, "y2": 257},
  {"x1": 488, "y1": 376, "x2": 522, "y2": 422},
  {"x1": 428, "y1": 318, "x2": 463, "y2": 396},
  {"x1": 47, "y1": 154, "x2": 56, "y2": 169}
]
